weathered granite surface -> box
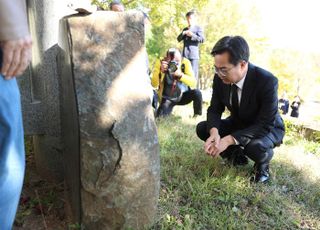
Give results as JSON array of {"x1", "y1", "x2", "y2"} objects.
[{"x1": 60, "y1": 11, "x2": 160, "y2": 229}]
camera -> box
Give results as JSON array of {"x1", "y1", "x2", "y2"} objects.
[{"x1": 167, "y1": 61, "x2": 178, "y2": 75}]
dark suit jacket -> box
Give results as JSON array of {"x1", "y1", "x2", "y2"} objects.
[
  {"x1": 207, "y1": 63, "x2": 285, "y2": 147},
  {"x1": 177, "y1": 25, "x2": 204, "y2": 60}
]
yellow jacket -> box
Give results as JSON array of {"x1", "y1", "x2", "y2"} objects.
[{"x1": 151, "y1": 58, "x2": 196, "y2": 101}]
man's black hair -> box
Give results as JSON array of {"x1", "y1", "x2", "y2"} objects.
[
  {"x1": 109, "y1": 0, "x2": 124, "y2": 10},
  {"x1": 186, "y1": 10, "x2": 196, "y2": 18},
  {"x1": 211, "y1": 36, "x2": 250, "y2": 65},
  {"x1": 166, "y1": 47, "x2": 181, "y2": 60}
]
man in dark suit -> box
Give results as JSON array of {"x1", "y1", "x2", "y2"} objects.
[
  {"x1": 196, "y1": 36, "x2": 285, "y2": 183},
  {"x1": 177, "y1": 11, "x2": 205, "y2": 88}
]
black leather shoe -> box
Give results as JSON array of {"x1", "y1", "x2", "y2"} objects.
[{"x1": 251, "y1": 163, "x2": 270, "y2": 183}]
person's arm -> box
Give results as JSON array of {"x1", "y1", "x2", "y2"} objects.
[
  {"x1": 177, "y1": 28, "x2": 187, "y2": 42},
  {"x1": 203, "y1": 75, "x2": 226, "y2": 156},
  {"x1": 151, "y1": 59, "x2": 162, "y2": 88},
  {"x1": 0, "y1": 0, "x2": 32, "y2": 79},
  {"x1": 0, "y1": 1, "x2": 29, "y2": 41},
  {"x1": 178, "y1": 59, "x2": 196, "y2": 88},
  {"x1": 207, "y1": 75, "x2": 225, "y2": 132},
  {"x1": 231, "y1": 76, "x2": 279, "y2": 146}
]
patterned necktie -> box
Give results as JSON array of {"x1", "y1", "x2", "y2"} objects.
[{"x1": 231, "y1": 84, "x2": 239, "y2": 115}]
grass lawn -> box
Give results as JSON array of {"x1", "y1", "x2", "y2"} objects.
[
  {"x1": 151, "y1": 105, "x2": 320, "y2": 229},
  {"x1": 15, "y1": 104, "x2": 320, "y2": 229}
]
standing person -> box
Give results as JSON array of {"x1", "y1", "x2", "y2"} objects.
[
  {"x1": 151, "y1": 48, "x2": 202, "y2": 117},
  {"x1": 290, "y1": 95, "x2": 301, "y2": 118},
  {"x1": 177, "y1": 10, "x2": 205, "y2": 89},
  {"x1": 278, "y1": 91, "x2": 290, "y2": 115},
  {"x1": 109, "y1": 0, "x2": 125, "y2": 12},
  {"x1": 196, "y1": 36, "x2": 285, "y2": 183},
  {"x1": 0, "y1": 0, "x2": 32, "y2": 228}
]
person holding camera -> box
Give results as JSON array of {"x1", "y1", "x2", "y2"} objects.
[
  {"x1": 196, "y1": 36, "x2": 285, "y2": 183},
  {"x1": 151, "y1": 48, "x2": 202, "y2": 117},
  {"x1": 177, "y1": 11, "x2": 205, "y2": 88}
]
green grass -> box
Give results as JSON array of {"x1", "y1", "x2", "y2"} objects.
[{"x1": 151, "y1": 106, "x2": 320, "y2": 229}]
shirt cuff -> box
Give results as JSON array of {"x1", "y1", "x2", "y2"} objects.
[{"x1": 233, "y1": 136, "x2": 239, "y2": 145}]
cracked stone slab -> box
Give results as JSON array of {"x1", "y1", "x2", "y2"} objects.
[{"x1": 60, "y1": 11, "x2": 160, "y2": 229}]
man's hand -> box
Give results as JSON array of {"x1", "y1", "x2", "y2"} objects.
[
  {"x1": 173, "y1": 69, "x2": 183, "y2": 80},
  {"x1": 160, "y1": 59, "x2": 169, "y2": 73},
  {"x1": 183, "y1": 30, "x2": 193, "y2": 37},
  {"x1": 0, "y1": 35, "x2": 32, "y2": 80},
  {"x1": 204, "y1": 128, "x2": 220, "y2": 157},
  {"x1": 205, "y1": 134, "x2": 219, "y2": 157},
  {"x1": 209, "y1": 136, "x2": 233, "y2": 157},
  {"x1": 204, "y1": 129, "x2": 235, "y2": 158}
]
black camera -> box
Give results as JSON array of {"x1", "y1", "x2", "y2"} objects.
[{"x1": 167, "y1": 61, "x2": 178, "y2": 75}]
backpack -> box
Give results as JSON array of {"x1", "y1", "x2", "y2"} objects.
[{"x1": 162, "y1": 62, "x2": 189, "y2": 102}]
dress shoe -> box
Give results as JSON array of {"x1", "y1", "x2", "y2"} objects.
[{"x1": 251, "y1": 163, "x2": 270, "y2": 183}]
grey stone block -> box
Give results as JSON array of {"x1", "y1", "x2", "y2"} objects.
[{"x1": 59, "y1": 11, "x2": 160, "y2": 229}]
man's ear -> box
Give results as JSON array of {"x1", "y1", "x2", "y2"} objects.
[{"x1": 240, "y1": 60, "x2": 247, "y2": 69}]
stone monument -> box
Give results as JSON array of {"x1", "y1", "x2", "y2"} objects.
[
  {"x1": 19, "y1": 1, "x2": 160, "y2": 228},
  {"x1": 59, "y1": 11, "x2": 160, "y2": 229}
]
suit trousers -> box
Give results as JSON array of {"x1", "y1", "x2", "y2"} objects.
[
  {"x1": 157, "y1": 89, "x2": 202, "y2": 117},
  {"x1": 0, "y1": 75, "x2": 25, "y2": 229},
  {"x1": 189, "y1": 59, "x2": 199, "y2": 89},
  {"x1": 196, "y1": 119, "x2": 274, "y2": 164}
]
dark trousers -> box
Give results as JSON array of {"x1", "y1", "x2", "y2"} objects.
[
  {"x1": 196, "y1": 119, "x2": 275, "y2": 164},
  {"x1": 157, "y1": 89, "x2": 202, "y2": 117},
  {"x1": 152, "y1": 90, "x2": 158, "y2": 110},
  {"x1": 189, "y1": 59, "x2": 199, "y2": 89}
]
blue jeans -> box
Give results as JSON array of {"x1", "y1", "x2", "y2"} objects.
[{"x1": 0, "y1": 75, "x2": 25, "y2": 229}]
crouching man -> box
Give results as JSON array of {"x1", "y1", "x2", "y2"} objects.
[
  {"x1": 151, "y1": 48, "x2": 202, "y2": 117},
  {"x1": 196, "y1": 36, "x2": 285, "y2": 183}
]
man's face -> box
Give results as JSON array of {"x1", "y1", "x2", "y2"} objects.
[
  {"x1": 213, "y1": 52, "x2": 247, "y2": 84},
  {"x1": 111, "y1": 4, "x2": 124, "y2": 12},
  {"x1": 167, "y1": 51, "x2": 181, "y2": 64},
  {"x1": 187, "y1": 15, "x2": 196, "y2": 26}
]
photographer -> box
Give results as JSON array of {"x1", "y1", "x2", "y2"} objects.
[{"x1": 151, "y1": 48, "x2": 202, "y2": 117}]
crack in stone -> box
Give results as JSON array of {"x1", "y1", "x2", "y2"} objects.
[{"x1": 110, "y1": 121, "x2": 122, "y2": 174}]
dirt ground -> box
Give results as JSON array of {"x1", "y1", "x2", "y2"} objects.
[{"x1": 13, "y1": 140, "x2": 67, "y2": 230}]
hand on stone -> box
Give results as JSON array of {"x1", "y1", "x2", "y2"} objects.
[{"x1": 0, "y1": 35, "x2": 32, "y2": 80}]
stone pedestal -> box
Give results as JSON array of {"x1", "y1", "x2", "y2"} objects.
[
  {"x1": 59, "y1": 11, "x2": 160, "y2": 229},
  {"x1": 18, "y1": 0, "x2": 88, "y2": 182}
]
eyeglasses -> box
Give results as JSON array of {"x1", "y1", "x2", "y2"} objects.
[{"x1": 212, "y1": 65, "x2": 236, "y2": 78}]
